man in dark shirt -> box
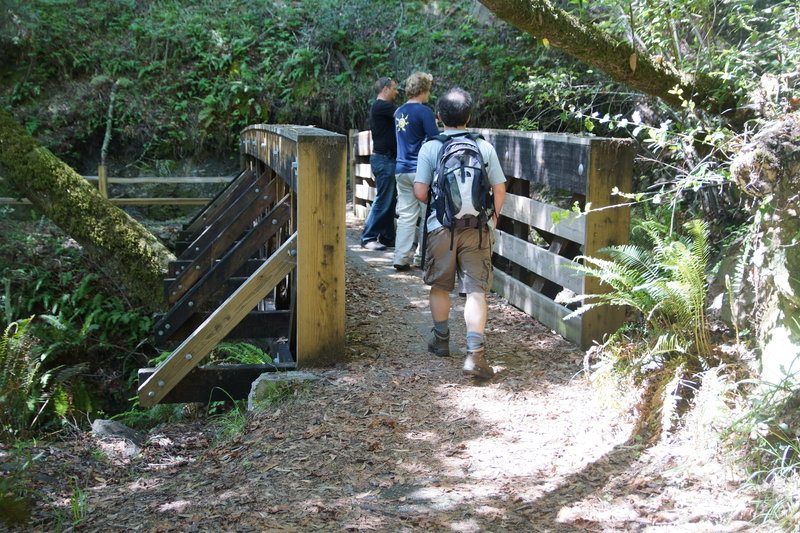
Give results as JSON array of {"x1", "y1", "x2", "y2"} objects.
[{"x1": 361, "y1": 77, "x2": 399, "y2": 251}]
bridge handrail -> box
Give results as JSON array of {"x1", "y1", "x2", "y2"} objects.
[{"x1": 350, "y1": 128, "x2": 633, "y2": 349}]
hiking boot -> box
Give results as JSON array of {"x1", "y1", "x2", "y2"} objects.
[
  {"x1": 463, "y1": 347, "x2": 494, "y2": 379},
  {"x1": 393, "y1": 263, "x2": 411, "y2": 271},
  {"x1": 427, "y1": 329, "x2": 450, "y2": 357},
  {"x1": 362, "y1": 240, "x2": 386, "y2": 251}
]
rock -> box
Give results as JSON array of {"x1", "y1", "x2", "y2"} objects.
[
  {"x1": 247, "y1": 371, "x2": 321, "y2": 411},
  {"x1": 91, "y1": 419, "x2": 146, "y2": 446}
]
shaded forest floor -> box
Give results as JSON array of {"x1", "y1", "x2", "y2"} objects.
[{"x1": 3, "y1": 212, "x2": 781, "y2": 532}]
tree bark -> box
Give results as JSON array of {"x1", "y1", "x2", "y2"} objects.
[
  {"x1": 477, "y1": 0, "x2": 749, "y2": 124},
  {"x1": 0, "y1": 109, "x2": 174, "y2": 312},
  {"x1": 730, "y1": 112, "x2": 800, "y2": 382}
]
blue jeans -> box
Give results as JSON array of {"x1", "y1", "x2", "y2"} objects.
[{"x1": 361, "y1": 154, "x2": 397, "y2": 247}]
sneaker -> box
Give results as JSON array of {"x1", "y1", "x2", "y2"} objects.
[
  {"x1": 427, "y1": 329, "x2": 450, "y2": 357},
  {"x1": 463, "y1": 348, "x2": 494, "y2": 379},
  {"x1": 393, "y1": 263, "x2": 410, "y2": 271},
  {"x1": 362, "y1": 240, "x2": 386, "y2": 251}
]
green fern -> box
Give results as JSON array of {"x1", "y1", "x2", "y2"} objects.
[
  {"x1": 0, "y1": 319, "x2": 40, "y2": 440},
  {"x1": 211, "y1": 342, "x2": 273, "y2": 365},
  {"x1": 568, "y1": 219, "x2": 713, "y2": 372},
  {"x1": 0, "y1": 317, "x2": 88, "y2": 441}
]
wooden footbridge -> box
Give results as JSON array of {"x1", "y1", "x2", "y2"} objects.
[
  {"x1": 138, "y1": 125, "x2": 346, "y2": 406},
  {"x1": 139, "y1": 123, "x2": 632, "y2": 406}
]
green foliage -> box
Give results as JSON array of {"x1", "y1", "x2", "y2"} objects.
[
  {"x1": 0, "y1": 0, "x2": 541, "y2": 162},
  {"x1": 0, "y1": 220, "x2": 155, "y2": 437},
  {"x1": 211, "y1": 342, "x2": 273, "y2": 365},
  {"x1": 114, "y1": 341, "x2": 272, "y2": 431},
  {"x1": 0, "y1": 318, "x2": 40, "y2": 441},
  {"x1": 0, "y1": 317, "x2": 87, "y2": 441},
  {"x1": 568, "y1": 219, "x2": 714, "y2": 376}
]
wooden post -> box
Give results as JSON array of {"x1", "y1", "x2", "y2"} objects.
[
  {"x1": 98, "y1": 165, "x2": 108, "y2": 199},
  {"x1": 295, "y1": 130, "x2": 347, "y2": 366},
  {"x1": 580, "y1": 139, "x2": 634, "y2": 349}
]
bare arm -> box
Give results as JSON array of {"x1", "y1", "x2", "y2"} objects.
[
  {"x1": 491, "y1": 182, "x2": 506, "y2": 227},
  {"x1": 414, "y1": 182, "x2": 429, "y2": 203}
]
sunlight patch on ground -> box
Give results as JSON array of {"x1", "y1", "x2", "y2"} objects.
[
  {"x1": 404, "y1": 430, "x2": 439, "y2": 442},
  {"x1": 448, "y1": 518, "x2": 483, "y2": 532},
  {"x1": 430, "y1": 377, "x2": 633, "y2": 498},
  {"x1": 158, "y1": 499, "x2": 192, "y2": 513}
]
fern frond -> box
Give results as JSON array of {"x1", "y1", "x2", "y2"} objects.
[{"x1": 650, "y1": 333, "x2": 687, "y2": 356}]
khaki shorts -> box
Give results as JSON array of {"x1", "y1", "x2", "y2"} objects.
[{"x1": 422, "y1": 227, "x2": 494, "y2": 294}]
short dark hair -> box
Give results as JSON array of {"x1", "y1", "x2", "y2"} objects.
[
  {"x1": 438, "y1": 88, "x2": 472, "y2": 127},
  {"x1": 375, "y1": 77, "x2": 394, "y2": 94}
]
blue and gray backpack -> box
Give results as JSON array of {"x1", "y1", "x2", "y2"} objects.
[{"x1": 422, "y1": 132, "x2": 494, "y2": 262}]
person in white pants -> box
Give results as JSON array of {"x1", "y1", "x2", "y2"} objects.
[{"x1": 392, "y1": 71, "x2": 439, "y2": 271}]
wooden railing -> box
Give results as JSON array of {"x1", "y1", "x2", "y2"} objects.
[
  {"x1": 0, "y1": 175, "x2": 234, "y2": 205},
  {"x1": 139, "y1": 124, "x2": 346, "y2": 406},
  {"x1": 350, "y1": 128, "x2": 634, "y2": 349}
]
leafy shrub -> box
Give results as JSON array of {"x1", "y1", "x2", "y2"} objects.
[
  {"x1": 0, "y1": 220, "x2": 156, "y2": 434},
  {"x1": 0, "y1": 0, "x2": 545, "y2": 163},
  {"x1": 569, "y1": 219, "x2": 715, "y2": 376},
  {"x1": 0, "y1": 317, "x2": 87, "y2": 441}
]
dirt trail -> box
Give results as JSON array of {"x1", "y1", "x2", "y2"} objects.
[{"x1": 15, "y1": 212, "x2": 776, "y2": 532}]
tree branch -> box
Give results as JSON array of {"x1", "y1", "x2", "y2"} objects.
[{"x1": 477, "y1": 0, "x2": 753, "y2": 126}]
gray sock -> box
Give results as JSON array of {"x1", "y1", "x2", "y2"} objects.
[
  {"x1": 433, "y1": 320, "x2": 449, "y2": 338},
  {"x1": 466, "y1": 331, "x2": 485, "y2": 351}
]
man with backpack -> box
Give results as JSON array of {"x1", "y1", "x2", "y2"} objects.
[{"x1": 413, "y1": 88, "x2": 506, "y2": 379}]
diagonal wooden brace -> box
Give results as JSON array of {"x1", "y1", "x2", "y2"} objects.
[{"x1": 139, "y1": 233, "x2": 297, "y2": 407}]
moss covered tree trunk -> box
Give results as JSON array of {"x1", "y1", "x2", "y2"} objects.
[
  {"x1": 0, "y1": 109, "x2": 174, "y2": 312},
  {"x1": 477, "y1": 0, "x2": 748, "y2": 123},
  {"x1": 730, "y1": 112, "x2": 800, "y2": 383}
]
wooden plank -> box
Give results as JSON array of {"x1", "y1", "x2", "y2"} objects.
[
  {"x1": 178, "y1": 176, "x2": 275, "y2": 262},
  {"x1": 168, "y1": 257, "x2": 265, "y2": 278},
  {"x1": 492, "y1": 268, "x2": 581, "y2": 343},
  {"x1": 138, "y1": 363, "x2": 295, "y2": 404},
  {"x1": 139, "y1": 234, "x2": 298, "y2": 406},
  {"x1": 500, "y1": 193, "x2": 585, "y2": 245},
  {"x1": 179, "y1": 181, "x2": 276, "y2": 263},
  {"x1": 353, "y1": 204, "x2": 370, "y2": 219},
  {"x1": 352, "y1": 130, "x2": 373, "y2": 157},
  {"x1": 110, "y1": 198, "x2": 213, "y2": 205},
  {"x1": 164, "y1": 276, "x2": 249, "y2": 298},
  {"x1": 0, "y1": 197, "x2": 213, "y2": 206},
  {"x1": 155, "y1": 199, "x2": 292, "y2": 341},
  {"x1": 355, "y1": 183, "x2": 376, "y2": 202},
  {"x1": 580, "y1": 139, "x2": 634, "y2": 349},
  {"x1": 473, "y1": 128, "x2": 591, "y2": 194},
  {"x1": 183, "y1": 168, "x2": 257, "y2": 235},
  {"x1": 531, "y1": 236, "x2": 581, "y2": 299},
  {"x1": 349, "y1": 129, "x2": 358, "y2": 218},
  {"x1": 493, "y1": 229, "x2": 584, "y2": 295},
  {"x1": 155, "y1": 310, "x2": 291, "y2": 348},
  {"x1": 354, "y1": 163, "x2": 372, "y2": 178},
  {"x1": 295, "y1": 131, "x2": 347, "y2": 366},
  {"x1": 83, "y1": 176, "x2": 234, "y2": 184}
]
